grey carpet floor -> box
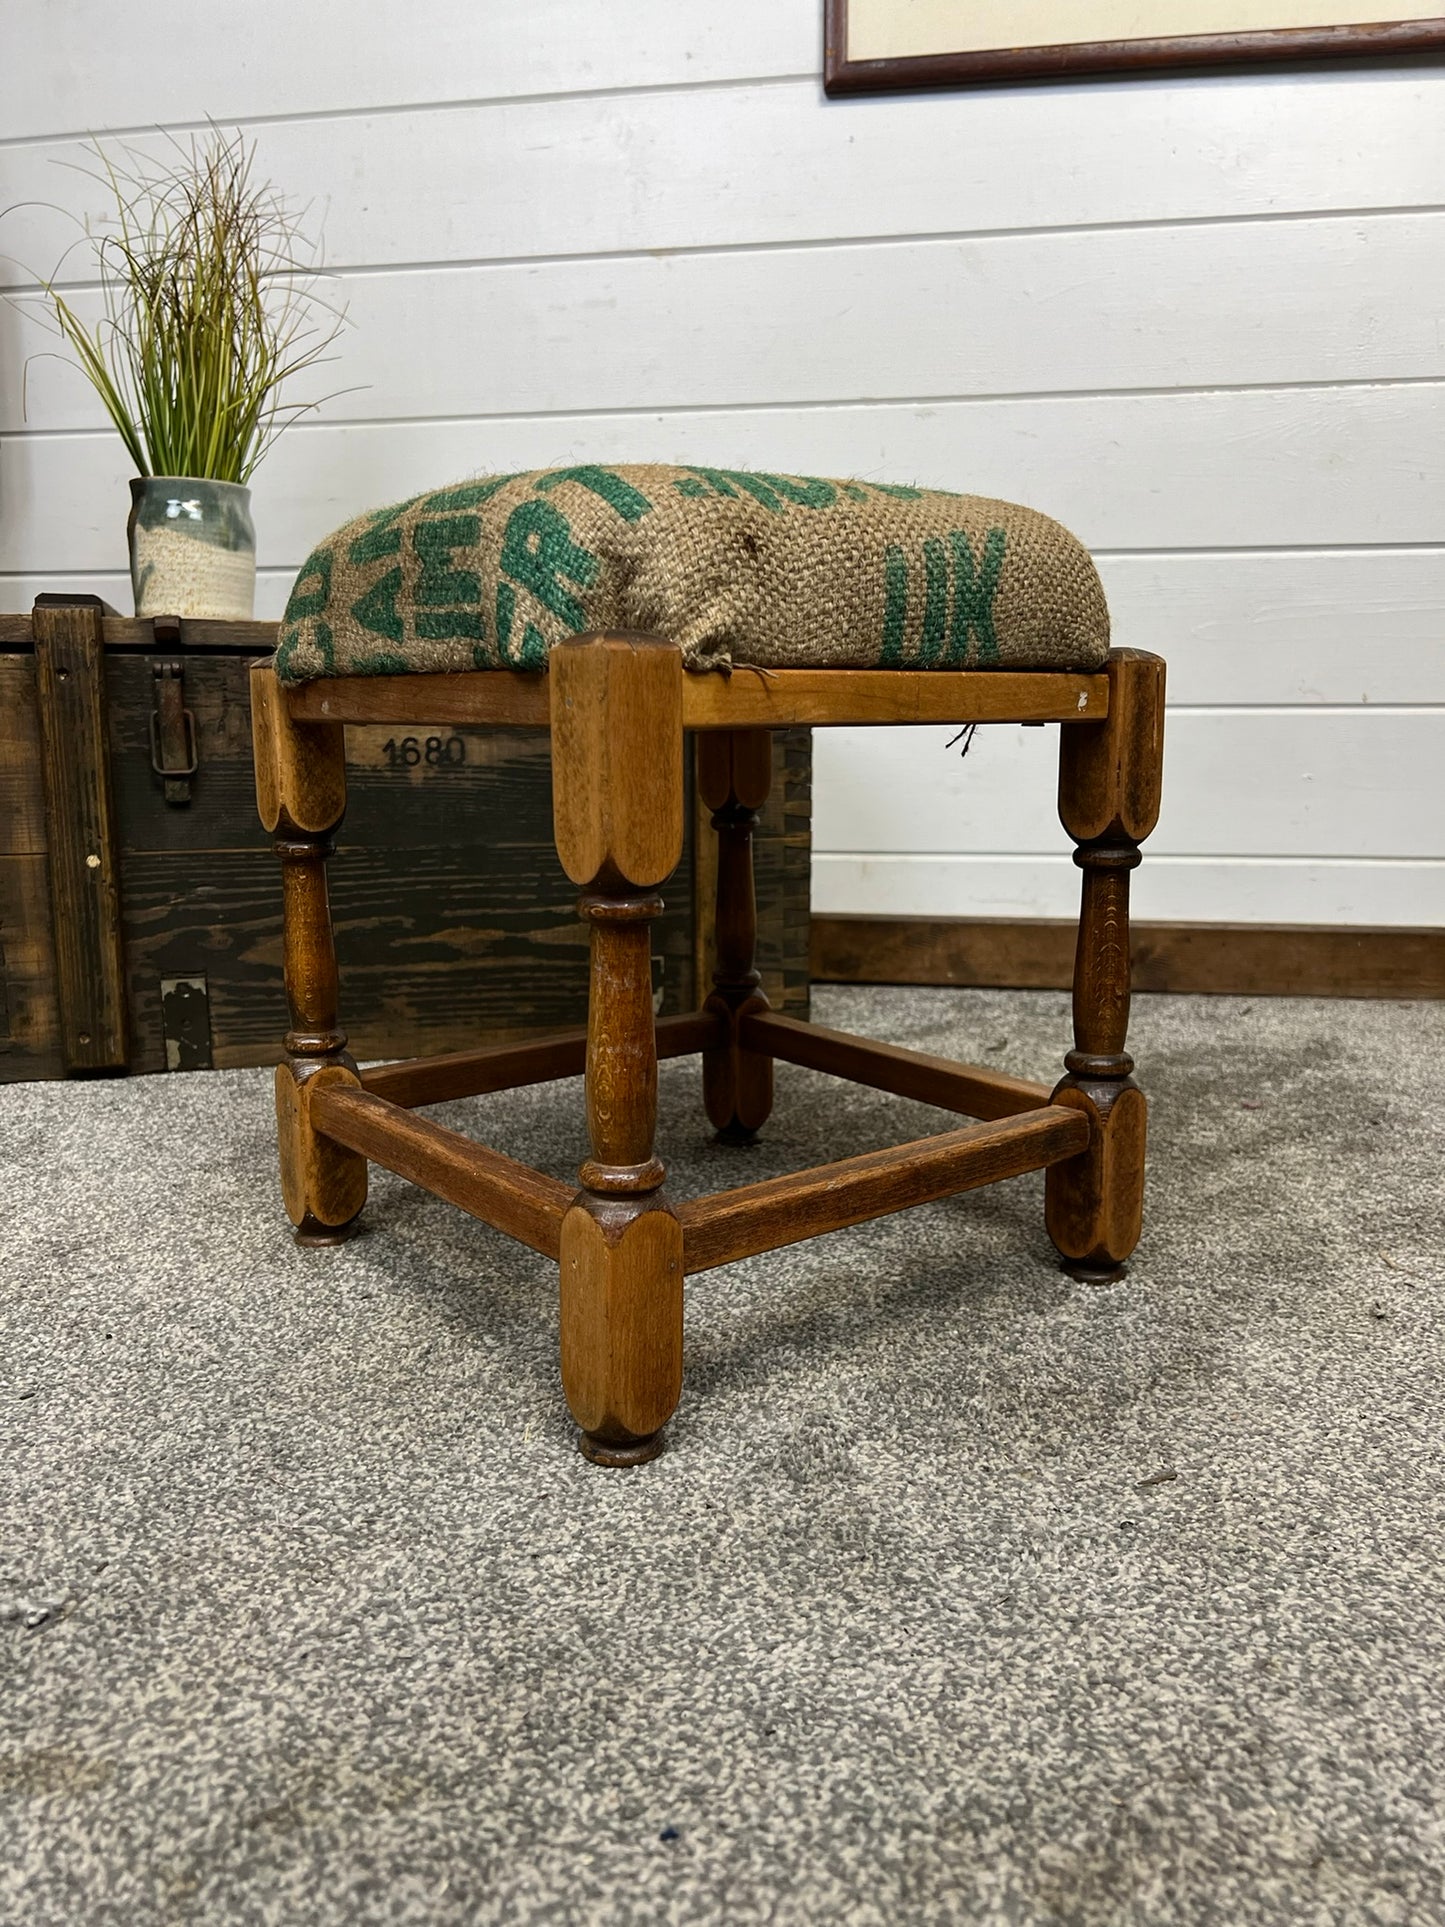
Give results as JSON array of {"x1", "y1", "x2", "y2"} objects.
[{"x1": 2, "y1": 986, "x2": 1443, "y2": 1927}]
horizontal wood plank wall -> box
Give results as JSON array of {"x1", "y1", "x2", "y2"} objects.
[
  {"x1": 12, "y1": 217, "x2": 1445, "y2": 434},
  {"x1": 1, "y1": 2, "x2": 1441, "y2": 940},
  {"x1": 812, "y1": 916, "x2": 1445, "y2": 1000}
]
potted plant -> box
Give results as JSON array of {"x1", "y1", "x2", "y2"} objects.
[{"x1": 24, "y1": 129, "x2": 344, "y2": 619}]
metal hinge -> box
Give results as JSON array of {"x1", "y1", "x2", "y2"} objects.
[
  {"x1": 161, "y1": 974, "x2": 214, "y2": 1070},
  {"x1": 150, "y1": 661, "x2": 198, "y2": 804}
]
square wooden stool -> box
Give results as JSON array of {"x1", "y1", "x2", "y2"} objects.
[{"x1": 251, "y1": 637, "x2": 1164, "y2": 1464}]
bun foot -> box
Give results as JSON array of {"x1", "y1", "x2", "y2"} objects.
[
  {"x1": 293, "y1": 1210, "x2": 362, "y2": 1248},
  {"x1": 1061, "y1": 1257, "x2": 1127, "y2": 1286},
  {"x1": 579, "y1": 1430, "x2": 666, "y2": 1467}
]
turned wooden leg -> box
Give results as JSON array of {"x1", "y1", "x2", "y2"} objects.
[
  {"x1": 697, "y1": 729, "x2": 774, "y2": 1144},
  {"x1": 551, "y1": 634, "x2": 685, "y2": 1464},
  {"x1": 251, "y1": 662, "x2": 367, "y2": 1247},
  {"x1": 1047, "y1": 649, "x2": 1166, "y2": 1283}
]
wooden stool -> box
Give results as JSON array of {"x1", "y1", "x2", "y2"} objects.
[{"x1": 252, "y1": 639, "x2": 1164, "y2": 1464}]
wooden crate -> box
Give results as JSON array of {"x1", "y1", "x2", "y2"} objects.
[{"x1": 0, "y1": 598, "x2": 810, "y2": 1081}]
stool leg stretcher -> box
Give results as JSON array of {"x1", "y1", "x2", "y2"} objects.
[{"x1": 252, "y1": 639, "x2": 1165, "y2": 1462}]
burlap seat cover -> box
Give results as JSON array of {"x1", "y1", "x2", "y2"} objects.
[{"x1": 274, "y1": 464, "x2": 1108, "y2": 684}]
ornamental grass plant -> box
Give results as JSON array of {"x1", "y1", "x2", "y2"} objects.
[{"x1": 24, "y1": 126, "x2": 345, "y2": 482}]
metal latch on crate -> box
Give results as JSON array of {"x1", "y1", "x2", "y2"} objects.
[{"x1": 149, "y1": 660, "x2": 198, "y2": 804}]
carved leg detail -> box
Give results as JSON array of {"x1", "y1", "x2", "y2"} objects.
[
  {"x1": 275, "y1": 1056, "x2": 368, "y2": 1246},
  {"x1": 252, "y1": 662, "x2": 366, "y2": 1246},
  {"x1": 1047, "y1": 650, "x2": 1165, "y2": 1284},
  {"x1": 551, "y1": 634, "x2": 686, "y2": 1463},
  {"x1": 560, "y1": 1198, "x2": 683, "y2": 1465},
  {"x1": 1046, "y1": 1072, "x2": 1148, "y2": 1283},
  {"x1": 698, "y1": 729, "x2": 774, "y2": 1145}
]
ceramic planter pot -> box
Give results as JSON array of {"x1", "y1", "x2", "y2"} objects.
[{"x1": 128, "y1": 477, "x2": 256, "y2": 619}]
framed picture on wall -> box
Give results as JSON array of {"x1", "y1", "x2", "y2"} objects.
[{"x1": 824, "y1": 1, "x2": 1445, "y2": 93}]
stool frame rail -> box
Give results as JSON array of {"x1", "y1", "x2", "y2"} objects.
[{"x1": 252, "y1": 639, "x2": 1165, "y2": 1465}]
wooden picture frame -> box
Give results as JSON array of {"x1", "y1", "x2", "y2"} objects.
[{"x1": 823, "y1": 0, "x2": 1445, "y2": 93}]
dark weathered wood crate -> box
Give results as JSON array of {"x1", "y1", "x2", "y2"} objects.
[{"x1": 0, "y1": 598, "x2": 810, "y2": 1081}]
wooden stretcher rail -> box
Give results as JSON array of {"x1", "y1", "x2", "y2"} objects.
[
  {"x1": 290, "y1": 672, "x2": 549, "y2": 726},
  {"x1": 677, "y1": 1104, "x2": 1090, "y2": 1275},
  {"x1": 682, "y1": 668, "x2": 1110, "y2": 728},
  {"x1": 361, "y1": 1009, "x2": 724, "y2": 1109},
  {"x1": 287, "y1": 666, "x2": 1110, "y2": 730},
  {"x1": 310, "y1": 1085, "x2": 572, "y2": 1259},
  {"x1": 743, "y1": 1011, "x2": 1053, "y2": 1120}
]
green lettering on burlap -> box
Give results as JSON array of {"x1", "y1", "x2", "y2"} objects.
[
  {"x1": 347, "y1": 494, "x2": 426, "y2": 565},
  {"x1": 880, "y1": 546, "x2": 909, "y2": 666},
  {"x1": 424, "y1": 475, "x2": 524, "y2": 512},
  {"x1": 946, "y1": 528, "x2": 1007, "y2": 664},
  {"x1": 414, "y1": 611, "x2": 485, "y2": 645},
  {"x1": 286, "y1": 547, "x2": 333, "y2": 621},
  {"x1": 753, "y1": 474, "x2": 838, "y2": 509},
  {"x1": 309, "y1": 620, "x2": 335, "y2": 674},
  {"x1": 495, "y1": 581, "x2": 549, "y2": 670},
  {"x1": 351, "y1": 568, "x2": 404, "y2": 643},
  {"x1": 536, "y1": 466, "x2": 653, "y2": 523},
  {"x1": 348, "y1": 525, "x2": 401, "y2": 566},
  {"x1": 683, "y1": 468, "x2": 840, "y2": 513},
  {"x1": 918, "y1": 537, "x2": 949, "y2": 666},
  {"x1": 275, "y1": 617, "x2": 334, "y2": 680},
  {"x1": 500, "y1": 499, "x2": 600, "y2": 629},
  {"x1": 674, "y1": 477, "x2": 710, "y2": 498},
  {"x1": 413, "y1": 515, "x2": 484, "y2": 641},
  {"x1": 684, "y1": 467, "x2": 737, "y2": 499},
  {"x1": 683, "y1": 468, "x2": 782, "y2": 513},
  {"x1": 415, "y1": 516, "x2": 480, "y2": 604}
]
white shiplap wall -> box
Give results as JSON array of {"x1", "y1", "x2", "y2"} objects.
[{"x1": 2, "y1": 2, "x2": 1441, "y2": 927}]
